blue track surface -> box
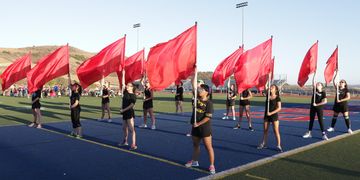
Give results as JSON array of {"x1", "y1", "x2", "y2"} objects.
[{"x1": 1, "y1": 101, "x2": 359, "y2": 180}]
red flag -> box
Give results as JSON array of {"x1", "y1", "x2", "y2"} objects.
[
  {"x1": 297, "y1": 41, "x2": 318, "y2": 87},
  {"x1": 1, "y1": 53, "x2": 31, "y2": 91},
  {"x1": 146, "y1": 24, "x2": 196, "y2": 91},
  {"x1": 27, "y1": 46, "x2": 69, "y2": 93},
  {"x1": 117, "y1": 49, "x2": 145, "y2": 87},
  {"x1": 77, "y1": 37, "x2": 126, "y2": 89},
  {"x1": 212, "y1": 47, "x2": 243, "y2": 87},
  {"x1": 324, "y1": 47, "x2": 338, "y2": 85},
  {"x1": 256, "y1": 57, "x2": 274, "y2": 92},
  {"x1": 234, "y1": 38, "x2": 273, "y2": 94}
]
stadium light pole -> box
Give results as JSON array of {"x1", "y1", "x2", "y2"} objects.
[
  {"x1": 236, "y1": 2, "x2": 248, "y2": 46},
  {"x1": 133, "y1": 23, "x2": 141, "y2": 51}
]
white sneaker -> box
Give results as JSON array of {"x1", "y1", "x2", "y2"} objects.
[
  {"x1": 186, "y1": 133, "x2": 191, "y2": 137},
  {"x1": 28, "y1": 123, "x2": 36, "y2": 127},
  {"x1": 151, "y1": 125, "x2": 156, "y2": 130},
  {"x1": 185, "y1": 160, "x2": 199, "y2": 168},
  {"x1": 232, "y1": 117, "x2": 236, "y2": 121},
  {"x1": 302, "y1": 132, "x2": 312, "y2": 138},
  {"x1": 348, "y1": 129, "x2": 353, "y2": 134},
  {"x1": 107, "y1": 119, "x2": 112, "y2": 123},
  {"x1": 322, "y1": 134, "x2": 329, "y2": 140},
  {"x1": 222, "y1": 116, "x2": 228, "y2": 120},
  {"x1": 139, "y1": 124, "x2": 147, "y2": 128},
  {"x1": 327, "y1": 127, "x2": 335, "y2": 132}
]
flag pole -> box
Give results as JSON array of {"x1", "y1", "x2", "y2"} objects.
[
  {"x1": 267, "y1": 73, "x2": 271, "y2": 115},
  {"x1": 194, "y1": 21, "x2": 198, "y2": 126},
  {"x1": 312, "y1": 72, "x2": 317, "y2": 105},
  {"x1": 67, "y1": 43, "x2": 72, "y2": 97},
  {"x1": 121, "y1": 34, "x2": 126, "y2": 97}
]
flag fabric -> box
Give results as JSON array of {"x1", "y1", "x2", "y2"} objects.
[
  {"x1": 297, "y1": 41, "x2": 318, "y2": 87},
  {"x1": 77, "y1": 37, "x2": 126, "y2": 89},
  {"x1": 212, "y1": 47, "x2": 243, "y2": 87},
  {"x1": 0, "y1": 53, "x2": 31, "y2": 91},
  {"x1": 234, "y1": 38, "x2": 273, "y2": 94},
  {"x1": 324, "y1": 47, "x2": 338, "y2": 85},
  {"x1": 256, "y1": 57, "x2": 275, "y2": 92},
  {"x1": 146, "y1": 24, "x2": 197, "y2": 91},
  {"x1": 27, "y1": 46, "x2": 69, "y2": 93},
  {"x1": 117, "y1": 49, "x2": 145, "y2": 88}
]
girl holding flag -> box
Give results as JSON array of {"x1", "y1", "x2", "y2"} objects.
[
  {"x1": 28, "y1": 88, "x2": 43, "y2": 128},
  {"x1": 185, "y1": 76, "x2": 216, "y2": 174},
  {"x1": 69, "y1": 82, "x2": 83, "y2": 138},
  {"x1": 327, "y1": 72, "x2": 352, "y2": 134},
  {"x1": 234, "y1": 88, "x2": 254, "y2": 131},
  {"x1": 139, "y1": 80, "x2": 156, "y2": 130},
  {"x1": 222, "y1": 84, "x2": 237, "y2": 121},
  {"x1": 257, "y1": 84, "x2": 283, "y2": 152}
]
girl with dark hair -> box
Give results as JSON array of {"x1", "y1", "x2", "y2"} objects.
[
  {"x1": 28, "y1": 88, "x2": 43, "y2": 128},
  {"x1": 258, "y1": 84, "x2": 283, "y2": 152},
  {"x1": 222, "y1": 84, "x2": 237, "y2": 121},
  {"x1": 70, "y1": 82, "x2": 82, "y2": 138},
  {"x1": 139, "y1": 81, "x2": 156, "y2": 130},
  {"x1": 119, "y1": 83, "x2": 137, "y2": 150},
  {"x1": 303, "y1": 82, "x2": 328, "y2": 140},
  {"x1": 234, "y1": 89, "x2": 254, "y2": 131},
  {"x1": 175, "y1": 82, "x2": 184, "y2": 114},
  {"x1": 327, "y1": 73, "x2": 352, "y2": 134},
  {"x1": 185, "y1": 77, "x2": 216, "y2": 174},
  {"x1": 100, "y1": 84, "x2": 112, "y2": 122}
]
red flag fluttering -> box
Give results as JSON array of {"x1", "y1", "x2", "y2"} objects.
[
  {"x1": 256, "y1": 57, "x2": 275, "y2": 92},
  {"x1": 117, "y1": 49, "x2": 145, "y2": 88},
  {"x1": 27, "y1": 45, "x2": 69, "y2": 93},
  {"x1": 77, "y1": 37, "x2": 126, "y2": 89},
  {"x1": 1, "y1": 53, "x2": 31, "y2": 91},
  {"x1": 212, "y1": 47, "x2": 243, "y2": 87},
  {"x1": 297, "y1": 41, "x2": 318, "y2": 87},
  {"x1": 146, "y1": 24, "x2": 196, "y2": 91},
  {"x1": 234, "y1": 38, "x2": 273, "y2": 94},
  {"x1": 324, "y1": 47, "x2": 338, "y2": 85}
]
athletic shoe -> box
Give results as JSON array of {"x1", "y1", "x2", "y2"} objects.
[
  {"x1": 222, "y1": 116, "x2": 228, "y2": 120},
  {"x1": 257, "y1": 143, "x2": 267, "y2": 149},
  {"x1": 348, "y1": 129, "x2": 353, "y2": 134},
  {"x1": 36, "y1": 124, "x2": 42, "y2": 129},
  {"x1": 232, "y1": 117, "x2": 236, "y2": 121},
  {"x1": 276, "y1": 146, "x2": 283, "y2": 152},
  {"x1": 302, "y1": 132, "x2": 312, "y2": 138},
  {"x1": 107, "y1": 119, "x2": 112, "y2": 123},
  {"x1": 75, "y1": 135, "x2": 82, "y2": 139},
  {"x1": 185, "y1": 160, "x2": 199, "y2": 168},
  {"x1": 322, "y1": 134, "x2": 329, "y2": 140},
  {"x1": 28, "y1": 123, "x2": 36, "y2": 127},
  {"x1": 249, "y1": 127, "x2": 254, "y2": 131},
  {"x1": 209, "y1": 165, "x2": 216, "y2": 174},
  {"x1": 118, "y1": 140, "x2": 129, "y2": 146},
  {"x1": 233, "y1": 125, "x2": 241, "y2": 130},
  {"x1": 69, "y1": 132, "x2": 76, "y2": 137},
  {"x1": 151, "y1": 125, "x2": 156, "y2": 130},
  {"x1": 139, "y1": 124, "x2": 147, "y2": 128},
  {"x1": 130, "y1": 144, "x2": 137, "y2": 150},
  {"x1": 327, "y1": 127, "x2": 335, "y2": 132},
  {"x1": 186, "y1": 133, "x2": 191, "y2": 137}
]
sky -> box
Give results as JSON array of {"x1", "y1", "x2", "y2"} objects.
[{"x1": 1, "y1": 0, "x2": 359, "y2": 85}]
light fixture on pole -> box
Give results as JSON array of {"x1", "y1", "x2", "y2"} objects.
[
  {"x1": 236, "y1": 2, "x2": 248, "y2": 46},
  {"x1": 133, "y1": 23, "x2": 141, "y2": 51}
]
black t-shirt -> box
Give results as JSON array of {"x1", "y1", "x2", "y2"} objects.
[
  {"x1": 144, "y1": 88, "x2": 152, "y2": 99},
  {"x1": 122, "y1": 91, "x2": 137, "y2": 109},
  {"x1": 32, "y1": 90, "x2": 41, "y2": 106},
  {"x1": 70, "y1": 92, "x2": 80, "y2": 109},
  {"x1": 265, "y1": 95, "x2": 281, "y2": 114},
  {"x1": 335, "y1": 88, "x2": 349, "y2": 106},
  {"x1": 175, "y1": 86, "x2": 184, "y2": 100},
  {"x1": 191, "y1": 99, "x2": 214, "y2": 125},
  {"x1": 102, "y1": 88, "x2": 110, "y2": 103},
  {"x1": 227, "y1": 88, "x2": 236, "y2": 100},
  {"x1": 311, "y1": 90, "x2": 326, "y2": 107}
]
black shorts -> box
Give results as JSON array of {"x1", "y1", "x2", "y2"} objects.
[
  {"x1": 122, "y1": 109, "x2": 135, "y2": 120},
  {"x1": 143, "y1": 101, "x2": 153, "y2": 110},
  {"x1": 227, "y1": 99, "x2": 235, "y2": 106},
  {"x1": 32, "y1": 103, "x2": 41, "y2": 109},
  {"x1": 333, "y1": 104, "x2": 349, "y2": 113},
  {"x1": 102, "y1": 99, "x2": 110, "y2": 104},
  {"x1": 264, "y1": 114, "x2": 278, "y2": 122},
  {"x1": 240, "y1": 100, "x2": 250, "y2": 106},
  {"x1": 175, "y1": 96, "x2": 183, "y2": 101},
  {"x1": 191, "y1": 125, "x2": 211, "y2": 138},
  {"x1": 71, "y1": 108, "x2": 81, "y2": 128}
]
